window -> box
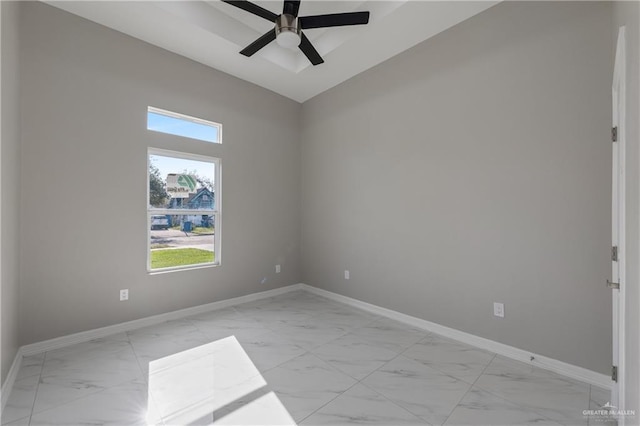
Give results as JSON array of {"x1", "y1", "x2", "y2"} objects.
[
  {"x1": 148, "y1": 149, "x2": 221, "y2": 272},
  {"x1": 147, "y1": 107, "x2": 221, "y2": 144}
]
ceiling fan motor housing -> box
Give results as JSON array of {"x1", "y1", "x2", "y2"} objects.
[
  {"x1": 275, "y1": 14, "x2": 302, "y2": 48},
  {"x1": 222, "y1": 0, "x2": 370, "y2": 65}
]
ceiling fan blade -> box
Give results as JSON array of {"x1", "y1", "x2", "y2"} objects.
[
  {"x1": 221, "y1": 0, "x2": 278, "y2": 22},
  {"x1": 240, "y1": 29, "x2": 277, "y2": 56},
  {"x1": 283, "y1": 0, "x2": 301, "y2": 17},
  {"x1": 299, "y1": 11, "x2": 370, "y2": 29},
  {"x1": 299, "y1": 32, "x2": 324, "y2": 66}
]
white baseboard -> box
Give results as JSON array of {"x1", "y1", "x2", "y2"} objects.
[
  {"x1": 301, "y1": 284, "x2": 612, "y2": 390},
  {"x1": 1, "y1": 348, "x2": 23, "y2": 412},
  {"x1": 20, "y1": 284, "x2": 304, "y2": 356}
]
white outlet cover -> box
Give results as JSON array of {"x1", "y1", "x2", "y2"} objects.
[
  {"x1": 120, "y1": 289, "x2": 129, "y2": 301},
  {"x1": 275, "y1": 264, "x2": 281, "y2": 273},
  {"x1": 344, "y1": 270, "x2": 350, "y2": 280},
  {"x1": 493, "y1": 302, "x2": 504, "y2": 318}
]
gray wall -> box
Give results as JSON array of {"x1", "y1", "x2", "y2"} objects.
[
  {"x1": 1, "y1": 1, "x2": 21, "y2": 383},
  {"x1": 301, "y1": 1, "x2": 613, "y2": 374},
  {"x1": 18, "y1": 2, "x2": 301, "y2": 345},
  {"x1": 612, "y1": 1, "x2": 640, "y2": 416},
  {"x1": 6, "y1": 0, "x2": 623, "y2": 381}
]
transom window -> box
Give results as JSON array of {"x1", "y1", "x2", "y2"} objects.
[{"x1": 147, "y1": 107, "x2": 221, "y2": 144}]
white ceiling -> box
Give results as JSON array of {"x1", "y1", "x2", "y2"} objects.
[{"x1": 45, "y1": 1, "x2": 499, "y2": 103}]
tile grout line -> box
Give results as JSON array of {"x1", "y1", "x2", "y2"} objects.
[
  {"x1": 245, "y1": 307, "x2": 398, "y2": 424},
  {"x1": 295, "y1": 323, "x2": 437, "y2": 423},
  {"x1": 355, "y1": 363, "x2": 433, "y2": 426},
  {"x1": 295, "y1": 380, "x2": 362, "y2": 425},
  {"x1": 395, "y1": 333, "x2": 499, "y2": 387},
  {"x1": 26, "y1": 351, "x2": 47, "y2": 426},
  {"x1": 337, "y1": 347, "x2": 433, "y2": 424},
  {"x1": 30, "y1": 339, "x2": 150, "y2": 421},
  {"x1": 464, "y1": 356, "x2": 571, "y2": 426},
  {"x1": 356, "y1": 382, "x2": 432, "y2": 425},
  {"x1": 440, "y1": 352, "x2": 497, "y2": 426},
  {"x1": 125, "y1": 331, "x2": 166, "y2": 425},
  {"x1": 149, "y1": 297, "x2": 372, "y2": 421},
  {"x1": 222, "y1": 302, "x2": 358, "y2": 424}
]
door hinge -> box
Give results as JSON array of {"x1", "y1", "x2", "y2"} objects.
[
  {"x1": 612, "y1": 126, "x2": 618, "y2": 142},
  {"x1": 612, "y1": 246, "x2": 619, "y2": 262},
  {"x1": 612, "y1": 365, "x2": 618, "y2": 383}
]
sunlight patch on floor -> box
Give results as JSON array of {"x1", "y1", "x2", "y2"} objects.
[{"x1": 146, "y1": 336, "x2": 295, "y2": 425}]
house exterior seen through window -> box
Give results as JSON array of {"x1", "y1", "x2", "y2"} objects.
[{"x1": 147, "y1": 149, "x2": 221, "y2": 272}]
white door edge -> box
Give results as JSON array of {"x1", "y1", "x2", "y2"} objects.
[{"x1": 612, "y1": 24, "x2": 626, "y2": 419}]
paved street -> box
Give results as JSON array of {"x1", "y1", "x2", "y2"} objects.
[{"x1": 150, "y1": 228, "x2": 214, "y2": 252}]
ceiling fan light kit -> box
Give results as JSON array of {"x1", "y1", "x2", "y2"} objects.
[
  {"x1": 275, "y1": 14, "x2": 301, "y2": 49},
  {"x1": 221, "y1": 0, "x2": 370, "y2": 66}
]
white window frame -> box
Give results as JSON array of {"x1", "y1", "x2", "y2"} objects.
[
  {"x1": 147, "y1": 106, "x2": 222, "y2": 144},
  {"x1": 147, "y1": 148, "x2": 222, "y2": 273}
]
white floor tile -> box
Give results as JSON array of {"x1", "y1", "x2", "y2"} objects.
[
  {"x1": 589, "y1": 386, "x2": 611, "y2": 409},
  {"x1": 350, "y1": 318, "x2": 428, "y2": 353},
  {"x1": 586, "y1": 386, "x2": 618, "y2": 426},
  {"x1": 212, "y1": 386, "x2": 295, "y2": 425},
  {"x1": 148, "y1": 338, "x2": 262, "y2": 421},
  {"x1": 15, "y1": 354, "x2": 45, "y2": 381},
  {"x1": 403, "y1": 334, "x2": 495, "y2": 383},
  {"x1": 301, "y1": 383, "x2": 428, "y2": 425},
  {"x1": 444, "y1": 386, "x2": 562, "y2": 425},
  {"x1": 267, "y1": 320, "x2": 349, "y2": 350},
  {"x1": 262, "y1": 353, "x2": 356, "y2": 422},
  {"x1": 130, "y1": 329, "x2": 212, "y2": 377},
  {"x1": 311, "y1": 334, "x2": 399, "y2": 380},
  {"x1": 2, "y1": 291, "x2": 599, "y2": 426},
  {"x1": 1, "y1": 374, "x2": 39, "y2": 425},
  {"x1": 1, "y1": 416, "x2": 30, "y2": 426},
  {"x1": 189, "y1": 316, "x2": 272, "y2": 343},
  {"x1": 473, "y1": 356, "x2": 590, "y2": 426},
  {"x1": 29, "y1": 379, "x2": 157, "y2": 426},
  {"x1": 362, "y1": 355, "x2": 471, "y2": 425},
  {"x1": 238, "y1": 331, "x2": 307, "y2": 372},
  {"x1": 34, "y1": 346, "x2": 144, "y2": 413},
  {"x1": 44, "y1": 333, "x2": 131, "y2": 366}
]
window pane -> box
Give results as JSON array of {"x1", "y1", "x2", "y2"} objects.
[
  {"x1": 149, "y1": 154, "x2": 216, "y2": 210},
  {"x1": 150, "y1": 215, "x2": 215, "y2": 269},
  {"x1": 147, "y1": 108, "x2": 220, "y2": 144}
]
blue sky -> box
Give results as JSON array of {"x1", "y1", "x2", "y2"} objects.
[
  {"x1": 147, "y1": 112, "x2": 217, "y2": 185},
  {"x1": 147, "y1": 111, "x2": 219, "y2": 143}
]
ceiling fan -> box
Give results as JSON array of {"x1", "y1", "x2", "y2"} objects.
[{"x1": 221, "y1": 0, "x2": 370, "y2": 66}]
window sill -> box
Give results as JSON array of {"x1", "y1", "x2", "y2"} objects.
[{"x1": 148, "y1": 262, "x2": 220, "y2": 275}]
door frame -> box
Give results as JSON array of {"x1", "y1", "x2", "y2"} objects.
[{"x1": 612, "y1": 24, "x2": 626, "y2": 417}]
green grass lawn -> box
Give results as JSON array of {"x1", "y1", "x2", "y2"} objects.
[
  {"x1": 150, "y1": 243, "x2": 171, "y2": 249},
  {"x1": 151, "y1": 248, "x2": 214, "y2": 269},
  {"x1": 191, "y1": 226, "x2": 214, "y2": 235}
]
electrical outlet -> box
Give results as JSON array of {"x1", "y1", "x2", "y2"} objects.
[
  {"x1": 493, "y1": 302, "x2": 504, "y2": 318},
  {"x1": 120, "y1": 289, "x2": 129, "y2": 301},
  {"x1": 275, "y1": 264, "x2": 281, "y2": 274},
  {"x1": 344, "y1": 270, "x2": 350, "y2": 280}
]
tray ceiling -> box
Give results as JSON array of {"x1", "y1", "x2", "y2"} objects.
[{"x1": 45, "y1": 1, "x2": 499, "y2": 102}]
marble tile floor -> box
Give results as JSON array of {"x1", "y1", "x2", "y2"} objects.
[{"x1": 1, "y1": 290, "x2": 612, "y2": 426}]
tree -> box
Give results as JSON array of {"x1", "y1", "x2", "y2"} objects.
[
  {"x1": 149, "y1": 163, "x2": 169, "y2": 206},
  {"x1": 184, "y1": 168, "x2": 214, "y2": 192}
]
